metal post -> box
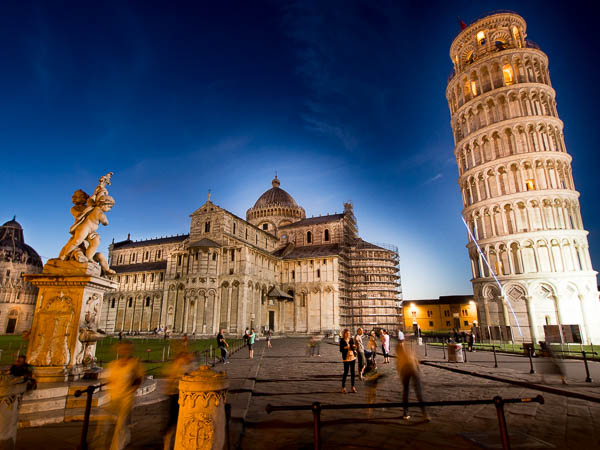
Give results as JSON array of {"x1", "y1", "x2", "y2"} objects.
[
  {"x1": 75, "y1": 385, "x2": 95, "y2": 450},
  {"x1": 463, "y1": 345, "x2": 467, "y2": 363},
  {"x1": 493, "y1": 396, "x2": 511, "y2": 450},
  {"x1": 442, "y1": 339, "x2": 446, "y2": 360},
  {"x1": 582, "y1": 351, "x2": 592, "y2": 383},
  {"x1": 528, "y1": 347, "x2": 535, "y2": 374},
  {"x1": 312, "y1": 402, "x2": 321, "y2": 450},
  {"x1": 493, "y1": 345, "x2": 498, "y2": 368},
  {"x1": 424, "y1": 339, "x2": 428, "y2": 357}
]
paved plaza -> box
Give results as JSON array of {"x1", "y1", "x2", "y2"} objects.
[{"x1": 15, "y1": 337, "x2": 600, "y2": 449}]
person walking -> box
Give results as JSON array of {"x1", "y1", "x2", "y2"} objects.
[
  {"x1": 355, "y1": 327, "x2": 366, "y2": 380},
  {"x1": 248, "y1": 328, "x2": 256, "y2": 359},
  {"x1": 397, "y1": 329, "x2": 405, "y2": 343},
  {"x1": 217, "y1": 329, "x2": 229, "y2": 364},
  {"x1": 266, "y1": 329, "x2": 272, "y2": 348},
  {"x1": 396, "y1": 342, "x2": 429, "y2": 422},
  {"x1": 104, "y1": 342, "x2": 145, "y2": 450},
  {"x1": 339, "y1": 329, "x2": 357, "y2": 393},
  {"x1": 467, "y1": 332, "x2": 475, "y2": 352}
]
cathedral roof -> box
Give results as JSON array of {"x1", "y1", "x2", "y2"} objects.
[
  {"x1": 271, "y1": 243, "x2": 342, "y2": 259},
  {"x1": 112, "y1": 234, "x2": 188, "y2": 249},
  {"x1": 252, "y1": 176, "x2": 299, "y2": 209},
  {"x1": 0, "y1": 217, "x2": 42, "y2": 267},
  {"x1": 279, "y1": 213, "x2": 344, "y2": 229}
]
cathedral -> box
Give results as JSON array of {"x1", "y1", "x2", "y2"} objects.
[{"x1": 98, "y1": 177, "x2": 402, "y2": 336}]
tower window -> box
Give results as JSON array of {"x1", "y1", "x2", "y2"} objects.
[
  {"x1": 477, "y1": 31, "x2": 486, "y2": 46},
  {"x1": 205, "y1": 221, "x2": 211, "y2": 233},
  {"x1": 526, "y1": 179, "x2": 535, "y2": 191},
  {"x1": 503, "y1": 64, "x2": 514, "y2": 85},
  {"x1": 470, "y1": 81, "x2": 477, "y2": 96},
  {"x1": 307, "y1": 231, "x2": 312, "y2": 244},
  {"x1": 324, "y1": 229, "x2": 330, "y2": 241}
]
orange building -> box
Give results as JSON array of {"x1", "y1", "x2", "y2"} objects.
[{"x1": 402, "y1": 295, "x2": 478, "y2": 333}]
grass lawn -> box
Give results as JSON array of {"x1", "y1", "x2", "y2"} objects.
[{"x1": 0, "y1": 335, "x2": 244, "y2": 377}]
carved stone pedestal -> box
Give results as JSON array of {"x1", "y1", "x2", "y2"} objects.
[
  {"x1": 0, "y1": 375, "x2": 27, "y2": 450},
  {"x1": 23, "y1": 259, "x2": 117, "y2": 383},
  {"x1": 174, "y1": 366, "x2": 229, "y2": 450}
]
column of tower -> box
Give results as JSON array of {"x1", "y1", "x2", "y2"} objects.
[{"x1": 446, "y1": 12, "x2": 600, "y2": 344}]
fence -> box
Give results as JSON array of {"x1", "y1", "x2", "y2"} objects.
[{"x1": 266, "y1": 395, "x2": 544, "y2": 450}]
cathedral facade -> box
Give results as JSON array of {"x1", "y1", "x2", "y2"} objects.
[
  {"x1": 0, "y1": 218, "x2": 42, "y2": 335},
  {"x1": 98, "y1": 177, "x2": 402, "y2": 336}
]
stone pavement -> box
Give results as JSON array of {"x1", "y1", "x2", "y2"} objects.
[{"x1": 15, "y1": 337, "x2": 600, "y2": 449}]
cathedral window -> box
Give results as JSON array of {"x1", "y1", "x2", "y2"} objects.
[
  {"x1": 177, "y1": 255, "x2": 182, "y2": 265},
  {"x1": 324, "y1": 229, "x2": 330, "y2": 241},
  {"x1": 245, "y1": 229, "x2": 248, "y2": 239},
  {"x1": 307, "y1": 231, "x2": 312, "y2": 244},
  {"x1": 212, "y1": 253, "x2": 217, "y2": 261},
  {"x1": 142, "y1": 274, "x2": 145, "y2": 283},
  {"x1": 231, "y1": 249, "x2": 235, "y2": 261},
  {"x1": 128, "y1": 298, "x2": 133, "y2": 307},
  {"x1": 292, "y1": 270, "x2": 295, "y2": 279},
  {"x1": 133, "y1": 275, "x2": 137, "y2": 283},
  {"x1": 317, "y1": 269, "x2": 321, "y2": 278},
  {"x1": 157, "y1": 250, "x2": 161, "y2": 259},
  {"x1": 195, "y1": 252, "x2": 199, "y2": 261},
  {"x1": 205, "y1": 221, "x2": 211, "y2": 233},
  {"x1": 144, "y1": 251, "x2": 149, "y2": 261},
  {"x1": 262, "y1": 223, "x2": 268, "y2": 230},
  {"x1": 111, "y1": 299, "x2": 116, "y2": 308},
  {"x1": 151, "y1": 273, "x2": 154, "y2": 282},
  {"x1": 145, "y1": 297, "x2": 150, "y2": 306},
  {"x1": 125, "y1": 275, "x2": 129, "y2": 283},
  {"x1": 233, "y1": 222, "x2": 236, "y2": 234},
  {"x1": 160, "y1": 273, "x2": 164, "y2": 281}
]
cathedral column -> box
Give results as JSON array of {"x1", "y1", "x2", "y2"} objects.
[
  {"x1": 226, "y1": 286, "x2": 232, "y2": 329},
  {"x1": 577, "y1": 294, "x2": 590, "y2": 344},
  {"x1": 500, "y1": 296, "x2": 510, "y2": 327}
]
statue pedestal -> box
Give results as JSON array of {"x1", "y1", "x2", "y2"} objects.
[
  {"x1": 0, "y1": 375, "x2": 27, "y2": 450},
  {"x1": 23, "y1": 259, "x2": 117, "y2": 384},
  {"x1": 175, "y1": 366, "x2": 229, "y2": 450}
]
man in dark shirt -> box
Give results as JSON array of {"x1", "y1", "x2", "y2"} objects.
[
  {"x1": 217, "y1": 330, "x2": 229, "y2": 364},
  {"x1": 10, "y1": 355, "x2": 36, "y2": 390}
]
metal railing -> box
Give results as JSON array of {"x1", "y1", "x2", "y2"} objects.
[
  {"x1": 266, "y1": 395, "x2": 544, "y2": 450},
  {"x1": 74, "y1": 382, "x2": 108, "y2": 450}
]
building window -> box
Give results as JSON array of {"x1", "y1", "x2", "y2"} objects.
[
  {"x1": 142, "y1": 274, "x2": 146, "y2": 283},
  {"x1": 292, "y1": 270, "x2": 295, "y2": 280},
  {"x1": 444, "y1": 310, "x2": 450, "y2": 317},
  {"x1": 125, "y1": 275, "x2": 129, "y2": 283},
  {"x1": 128, "y1": 298, "x2": 133, "y2": 307},
  {"x1": 160, "y1": 273, "x2": 164, "y2": 281},
  {"x1": 233, "y1": 222, "x2": 236, "y2": 234},
  {"x1": 464, "y1": 320, "x2": 469, "y2": 326},
  {"x1": 117, "y1": 276, "x2": 121, "y2": 283},
  {"x1": 317, "y1": 269, "x2": 320, "y2": 278},
  {"x1": 503, "y1": 63, "x2": 514, "y2": 85},
  {"x1": 427, "y1": 310, "x2": 433, "y2": 318},
  {"x1": 177, "y1": 255, "x2": 182, "y2": 265},
  {"x1": 262, "y1": 224, "x2": 268, "y2": 230},
  {"x1": 145, "y1": 297, "x2": 150, "y2": 307},
  {"x1": 324, "y1": 229, "x2": 330, "y2": 241},
  {"x1": 526, "y1": 179, "x2": 535, "y2": 191},
  {"x1": 245, "y1": 229, "x2": 248, "y2": 239},
  {"x1": 477, "y1": 30, "x2": 486, "y2": 46},
  {"x1": 133, "y1": 275, "x2": 137, "y2": 283},
  {"x1": 157, "y1": 250, "x2": 161, "y2": 259},
  {"x1": 411, "y1": 311, "x2": 416, "y2": 318},
  {"x1": 111, "y1": 299, "x2": 116, "y2": 308},
  {"x1": 195, "y1": 252, "x2": 199, "y2": 261},
  {"x1": 307, "y1": 231, "x2": 312, "y2": 243},
  {"x1": 151, "y1": 273, "x2": 154, "y2": 282},
  {"x1": 462, "y1": 309, "x2": 468, "y2": 317},
  {"x1": 429, "y1": 321, "x2": 434, "y2": 327},
  {"x1": 446, "y1": 320, "x2": 451, "y2": 326},
  {"x1": 205, "y1": 221, "x2": 211, "y2": 233},
  {"x1": 144, "y1": 251, "x2": 149, "y2": 260},
  {"x1": 212, "y1": 253, "x2": 217, "y2": 261}
]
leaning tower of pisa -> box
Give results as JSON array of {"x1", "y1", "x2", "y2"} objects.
[{"x1": 446, "y1": 11, "x2": 600, "y2": 344}]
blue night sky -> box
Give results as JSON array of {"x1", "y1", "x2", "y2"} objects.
[{"x1": 1, "y1": 1, "x2": 598, "y2": 299}]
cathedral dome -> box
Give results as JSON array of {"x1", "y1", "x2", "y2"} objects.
[
  {"x1": 253, "y1": 176, "x2": 298, "y2": 208},
  {"x1": 246, "y1": 177, "x2": 305, "y2": 233},
  {"x1": 0, "y1": 217, "x2": 43, "y2": 268}
]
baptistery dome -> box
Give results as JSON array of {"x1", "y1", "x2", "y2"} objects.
[{"x1": 246, "y1": 177, "x2": 305, "y2": 234}]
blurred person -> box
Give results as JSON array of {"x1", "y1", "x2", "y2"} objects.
[
  {"x1": 540, "y1": 342, "x2": 568, "y2": 385},
  {"x1": 266, "y1": 329, "x2": 272, "y2": 348},
  {"x1": 468, "y1": 332, "x2": 475, "y2": 352},
  {"x1": 396, "y1": 342, "x2": 429, "y2": 422},
  {"x1": 217, "y1": 329, "x2": 229, "y2": 364},
  {"x1": 397, "y1": 329, "x2": 405, "y2": 343},
  {"x1": 340, "y1": 329, "x2": 357, "y2": 393},
  {"x1": 103, "y1": 341, "x2": 144, "y2": 450},
  {"x1": 368, "y1": 330, "x2": 378, "y2": 363},
  {"x1": 248, "y1": 328, "x2": 256, "y2": 359},
  {"x1": 162, "y1": 350, "x2": 195, "y2": 450},
  {"x1": 10, "y1": 355, "x2": 36, "y2": 390},
  {"x1": 355, "y1": 328, "x2": 366, "y2": 380}
]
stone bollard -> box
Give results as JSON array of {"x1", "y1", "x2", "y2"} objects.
[
  {"x1": 174, "y1": 365, "x2": 229, "y2": 450},
  {"x1": 0, "y1": 375, "x2": 27, "y2": 450}
]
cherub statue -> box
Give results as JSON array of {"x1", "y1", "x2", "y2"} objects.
[{"x1": 58, "y1": 173, "x2": 116, "y2": 276}]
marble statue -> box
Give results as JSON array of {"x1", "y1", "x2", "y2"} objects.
[{"x1": 58, "y1": 172, "x2": 116, "y2": 275}]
